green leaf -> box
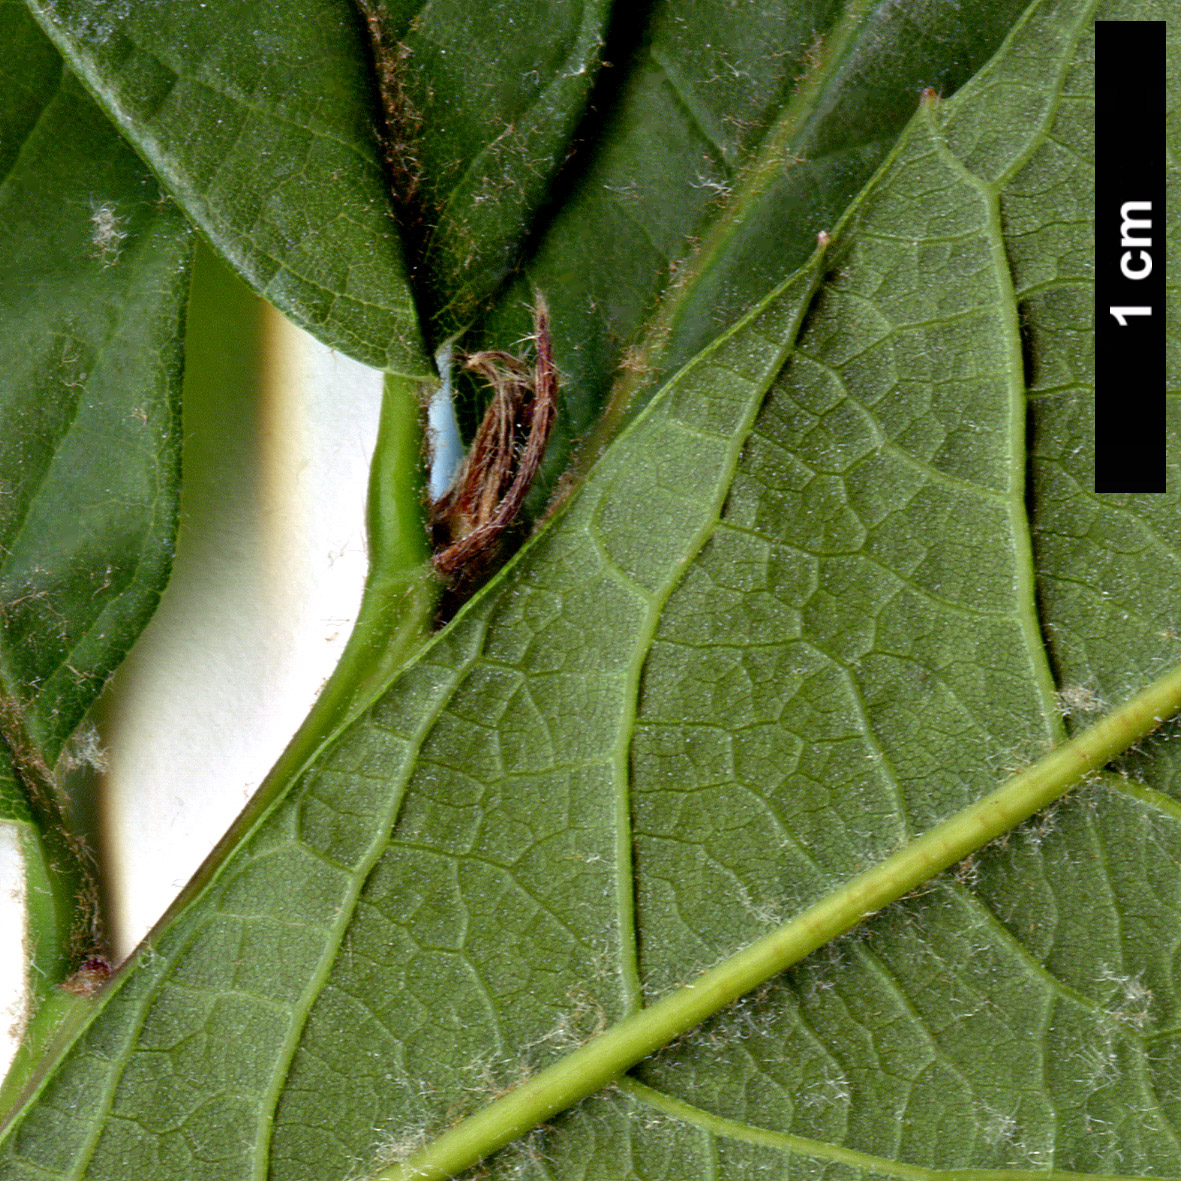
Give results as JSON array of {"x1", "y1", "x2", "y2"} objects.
[
  {"x1": 470, "y1": 0, "x2": 1034, "y2": 506},
  {"x1": 3, "y1": 3, "x2": 1177, "y2": 1179},
  {"x1": 0, "y1": 0, "x2": 193, "y2": 1099},
  {"x1": 21, "y1": 0, "x2": 1036, "y2": 456},
  {"x1": 368, "y1": 657, "x2": 1181, "y2": 1181},
  {"x1": 356, "y1": 0, "x2": 613, "y2": 324},
  {"x1": 20, "y1": 0, "x2": 429, "y2": 375}
]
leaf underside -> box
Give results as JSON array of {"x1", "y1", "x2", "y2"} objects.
[
  {"x1": 471, "y1": 0, "x2": 1035, "y2": 512},
  {"x1": 22, "y1": 0, "x2": 1033, "y2": 492},
  {"x1": 20, "y1": 0, "x2": 429, "y2": 375},
  {"x1": 6, "y1": 2, "x2": 1181, "y2": 1181},
  {"x1": 4, "y1": 2, "x2": 1181, "y2": 1181}
]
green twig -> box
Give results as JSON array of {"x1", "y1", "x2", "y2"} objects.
[{"x1": 373, "y1": 659, "x2": 1181, "y2": 1181}]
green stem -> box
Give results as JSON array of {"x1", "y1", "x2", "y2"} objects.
[
  {"x1": 373, "y1": 659, "x2": 1181, "y2": 1181},
  {"x1": 0, "y1": 821, "x2": 94, "y2": 1117}
]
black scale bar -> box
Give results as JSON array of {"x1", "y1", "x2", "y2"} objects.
[{"x1": 1094, "y1": 20, "x2": 1166, "y2": 493}]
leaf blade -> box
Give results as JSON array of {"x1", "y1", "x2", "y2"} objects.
[
  {"x1": 7, "y1": 4, "x2": 1181, "y2": 1181},
  {"x1": 473, "y1": 0, "x2": 1036, "y2": 509},
  {"x1": 0, "y1": 185, "x2": 830, "y2": 1181},
  {"x1": 21, "y1": 0, "x2": 429, "y2": 373},
  {"x1": 357, "y1": 0, "x2": 614, "y2": 324},
  {"x1": 373, "y1": 655, "x2": 1181, "y2": 1181}
]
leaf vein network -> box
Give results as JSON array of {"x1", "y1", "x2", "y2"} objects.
[
  {"x1": 616, "y1": 1075, "x2": 1174, "y2": 1181},
  {"x1": 251, "y1": 623, "x2": 495, "y2": 1176},
  {"x1": 126, "y1": 42, "x2": 386, "y2": 169},
  {"x1": 747, "y1": 383, "x2": 1012, "y2": 505}
]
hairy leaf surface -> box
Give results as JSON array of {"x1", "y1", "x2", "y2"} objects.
[
  {"x1": 2, "y1": 2, "x2": 1177, "y2": 1180},
  {"x1": 471, "y1": 0, "x2": 1033, "y2": 508},
  {"x1": 356, "y1": 0, "x2": 613, "y2": 325},
  {"x1": 21, "y1": 0, "x2": 428, "y2": 374}
]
